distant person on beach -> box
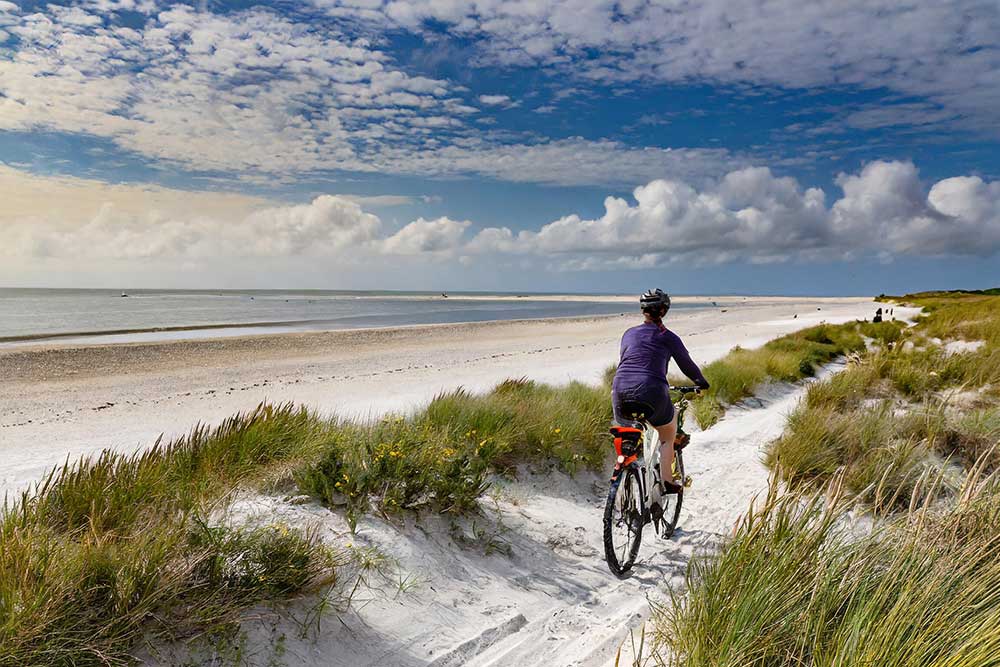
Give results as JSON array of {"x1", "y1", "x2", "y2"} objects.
[
  {"x1": 874, "y1": 307, "x2": 883, "y2": 323},
  {"x1": 611, "y1": 289, "x2": 710, "y2": 493}
]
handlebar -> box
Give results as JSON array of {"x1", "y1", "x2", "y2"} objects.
[{"x1": 675, "y1": 386, "x2": 702, "y2": 395}]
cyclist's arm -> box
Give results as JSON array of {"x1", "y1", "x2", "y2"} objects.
[{"x1": 665, "y1": 331, "x2": 710, "y2": 390}]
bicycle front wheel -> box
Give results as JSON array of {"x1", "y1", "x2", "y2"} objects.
[{"x1": 604, "y1": 465, "x2": 644, "y2": 576}]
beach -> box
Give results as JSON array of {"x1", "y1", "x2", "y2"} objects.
[{"x1": 0, "y1": 295, "x2": 875, "y2": 496}]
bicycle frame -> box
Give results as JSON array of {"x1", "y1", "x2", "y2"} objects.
[
  {"x1": 610, "y1": 390, "x2": 694, "y2": 526},
  {"x1": 610, "y1": 419, "x2": 662, "y2": 519},
  {"x1": 605, "y1": 388, "x2": 697, "y2": 572}
]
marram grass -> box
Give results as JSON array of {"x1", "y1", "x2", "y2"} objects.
[
  {"x1": 687, "y1": 319, "x2": 903, "y2": 428},
  {"x1": 769, "y1": 292, "x2": 1000, "y2": 507},
  {"x1": 655, "y1": 466, "x2": 1000, "y2": 667},
  {"x1": 0, "y1": 404, "x2": 341, "y2": 667},
  {"x1": 295, "y1": 377, "x2": 613, "y2": 527},
  {"x1": 654, "y1": 292, "x2": 1000, "y2": 666},
  {"x1": 1, "y1": 378, "x2": 617, "y2": 661}
]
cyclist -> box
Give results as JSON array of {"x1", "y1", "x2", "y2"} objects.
[{"x1": 612, "y1": 289, "x2": 709, "y2": 493}]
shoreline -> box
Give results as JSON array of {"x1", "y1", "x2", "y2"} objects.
[
  {"x1": 0, "y1": 311, "x2": 638, "y2": 347},
  {"x1": 0, "y1": 294, "x2": 867, "y2": 349}
]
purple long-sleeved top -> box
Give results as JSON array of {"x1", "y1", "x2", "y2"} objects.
[{"x1": 613, "y1": 323, "x2": 708, "y2": 392}]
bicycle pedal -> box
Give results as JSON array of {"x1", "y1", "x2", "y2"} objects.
[{"x1": 683, "y1": 475, "x2": 693, "y2": 488}]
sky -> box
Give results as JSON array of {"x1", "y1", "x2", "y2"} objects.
[{"x1": 2, "y1": 0, "x2": 1000, "y2": 295}]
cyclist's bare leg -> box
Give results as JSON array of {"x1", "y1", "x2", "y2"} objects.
[{"x1": 655, "y1": 413, "x2": 679, "y2": 485}]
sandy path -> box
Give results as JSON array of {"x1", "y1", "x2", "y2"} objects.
[{"x1": 0, "y1": 297, "x2": 876, "y2": 496}]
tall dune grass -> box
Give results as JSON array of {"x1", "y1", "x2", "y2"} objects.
[
  {"x1": 295, "y1": 377, "x2": 612, "y2": 527},
  {"x1": 688, "y1": 320, "x2": 903, "y2": 428},
  {"x1": 656, "y1": 292, "x2": 1000, "y2": 665},
  {"x1": 656, "y1": 468, "x2": 1000, "y2": 666},
  {"x1": 0, "y1": 405, "x2": 341, "y2": 666},
  {"x1": 769, "y1": 293, "x2": 1000, "y2": 506}
]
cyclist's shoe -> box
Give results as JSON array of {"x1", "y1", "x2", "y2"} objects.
[{"x1": 656, "y1": 479, "x2": 683, "y2": 495}]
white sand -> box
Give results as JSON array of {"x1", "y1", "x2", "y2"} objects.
[{"x1": 0, "y1": 296, "x2": 880, "y2": 497}]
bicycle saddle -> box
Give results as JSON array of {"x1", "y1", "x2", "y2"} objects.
[{"x1": 619, "y1": 400, "x2": 654, "y2": 424}]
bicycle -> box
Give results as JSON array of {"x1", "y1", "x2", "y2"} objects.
[{"x1": 603, "y1": 386, "x2": 700, "y2": 576}]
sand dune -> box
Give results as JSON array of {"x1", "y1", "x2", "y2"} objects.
[{"x1": 142, "y1": 364, "x2": 848, "y2": 666}]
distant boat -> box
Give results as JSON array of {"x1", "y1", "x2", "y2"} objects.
[
  {"x1": 120, "y1": 292, "x2": 128, "y2": 298},
  {"x1": 441, "y1": 292, "x2": 449, "y2": 298}
]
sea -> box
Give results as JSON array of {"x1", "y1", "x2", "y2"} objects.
[{"x1": 0, "y1": 288, "x2": 709, "y2": 347}]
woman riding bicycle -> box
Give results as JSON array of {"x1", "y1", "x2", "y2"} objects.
[{"x1": 612, "y1": 289, "x2": 709, "y2": 494}]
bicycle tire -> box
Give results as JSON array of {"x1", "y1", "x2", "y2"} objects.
[
  {"x1": 659, "y1": 450, "x2": 684, "y2": 538},
  {"x1": 604, "y1": 465, "x2": 644, "y2": 576}
]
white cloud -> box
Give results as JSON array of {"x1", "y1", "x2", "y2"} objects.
[
  {"x1": 832, "y1": 162, "x2": 1000, "y2": 256},
  {"x1": 0, "y1": 3, "x2": 737, "y2": 188},
  {"x1": 5, "y1": 161, "x2": 999, "y2": 274},
  {"x1": 380, "y1": 217, "x2": 471, "y2": 254},
  {"x1": 341, "y1": 194, "x2": 416, "y2": 207},
  {"x1": 314, "y1": 0, "x2": 1000, "y2": 136},
  {"x1": 478, "y1": 94, "x2": 518, "y2": 108},
  {"x1": 467, "y1": 161, "x2": 1000, "y2": 266},
  {"x1": 0, "y1": 166, "x2": 385, "y2": 260},
  {"x1": 0, "y1": 5, "x2": 465, "y2": 175},
  {"x1": 374, "y1": 137, "x2": 738, "y2": 187}
]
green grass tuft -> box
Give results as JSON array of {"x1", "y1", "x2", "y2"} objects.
[
  {"x1": 690, "y1": 320, "x2": 903, "y2": 428},
  {"x1": 0, "y1": 405, "x2": 341, "y2": 666},
  {"x1": 656, "y1": 473, "x2": 1000, "y2": 666}
]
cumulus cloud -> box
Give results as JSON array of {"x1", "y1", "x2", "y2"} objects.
[
  {"x1": 380, "y1": 217, "x2": 471, "y2": 254},
  {"x1": 5, "y1": 162, "x2": 999, "y2": 272},
  {"x1": 478, "y1": 94, "x2": 518, "y2": 108},
  {"x1": 3, "y1": 195, "x2": 381, "y2": 260},
  {"x1": 467, "y1": 161, "x2": 1000, "y2": 267},
  {"x1": 0, "y1": 166, "x2": 383, "y2": 260}
]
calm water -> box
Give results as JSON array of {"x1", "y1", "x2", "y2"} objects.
[{"x1": 0, "y1": 289, "x2": 707, "y2": 346}]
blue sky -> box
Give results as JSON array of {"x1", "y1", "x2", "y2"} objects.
[{"x1": 2, "y1": 0, "x2": 1000, "y2": 294}]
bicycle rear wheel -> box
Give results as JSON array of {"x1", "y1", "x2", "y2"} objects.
[
  {"x1": 604, "y1": 466, "x2": 644, "y2": 575},
  {"x1": 659, "y1": 450, "x2": 684, "y2": 538}
]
